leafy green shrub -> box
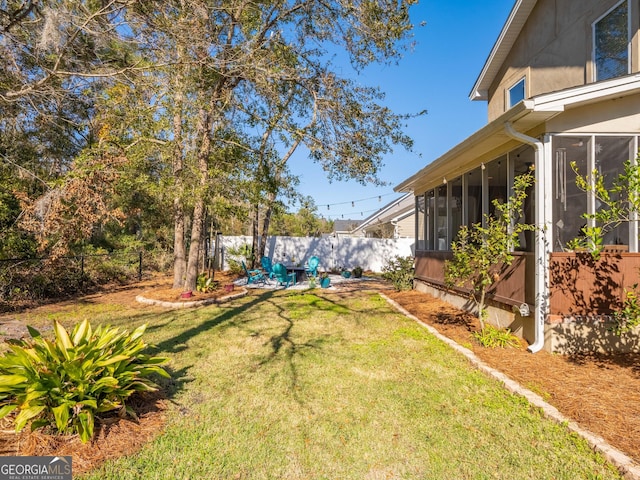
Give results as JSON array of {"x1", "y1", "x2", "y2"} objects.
[
  {"x1": 472, "y1": 325, "x2": 520, "y2": 348},
  {"x1": 196, "y1": 273, "x2": 218, "y2": 293},
  {"x1": 351, "y1": 266, "x2": 363, "y2": 278},
  {"x1": 382, "y1": 256, "x2": 414, "y2": 291},
  {"x1": 612, "y1": 284, "x2": 640, "y2": 335},
  {"x1": 0, "y1": 319, "x2": 169, "y2": 443}
]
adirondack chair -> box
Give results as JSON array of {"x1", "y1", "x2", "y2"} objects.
[
  {"x1": 242, "y1": 261, "x2": 266, "y2": 285},
  {"x1": 305, "y1": 256, "x2": 320, "y2": 277},
  {"x1": 272, "y1": 263, "x2": 296, "y2": 288},
  {"x1": 260, "y1": 256, "x2": 276, "y2": 279}
]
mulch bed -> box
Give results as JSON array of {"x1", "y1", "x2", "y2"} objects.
[
  {"x1": 385, "y1": 289, "x2": 640, "y2": 465},
  {"x1": 0, "y1": 275, "x2": 638, "y2": 473}
]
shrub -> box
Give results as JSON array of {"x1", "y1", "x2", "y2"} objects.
[
  {"x1": 0, "y1": 319, "x2": 169, "y2": 443},
  {"x1": 382, "y1": 256, "x2": 414, "y2": 291},
  {"x1": 472, "y1": 325, "x2": 520, "y2": 348},
  {"x1": 351, "y1": 266, "x2": 363, "y2": 278}
]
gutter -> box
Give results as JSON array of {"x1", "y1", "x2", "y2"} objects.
[{"x1": 504, "y1": 121, "x2": 547, "y2": 353}]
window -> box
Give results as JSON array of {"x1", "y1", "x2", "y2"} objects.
[
  {"x1": 436, "y1": 185, "x2": 448, "y2": 250},
  {"x1": 416, "y1": 194, "x2": 425, "y2": 251},
  {"x1": 552, "y1": 136, "x2": 589, "y2": 251},
  {"x1": 512, "y1": 146, "x2": 535, "y2": 252},
  {"x1": 508, "y1": 78, "x2": 526, "y2": 108},
  {"x1": 449, "y1": 177, "x2": 463, "y2": 242},
  {"x1": 593, "y1": 0, "x2": 629, "y2": 82},
  {"x1": 595, "y1": 136, "x2": 632, "y2": 246},
  {"x1": 426, "y1": 190, "x2": 435, "y2": 250}
]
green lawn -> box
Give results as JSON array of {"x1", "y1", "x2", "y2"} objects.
[{"x1": 19, "y1": 289, "x2": 622, "y2": 479}]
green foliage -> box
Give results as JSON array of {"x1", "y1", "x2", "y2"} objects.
[
  {"x1": 196, "y1": 274, "x2": 218, "y2": 293},
  {"x1": 445, "y1": 169, "x2": 535, "y2": 329},
  {"x1": 472, "y1": 325, "x2": 521, "y2": 349},
  {"x1": 611, "y1": 284, "x2": 640, "y2": 335},
  {"x1": 226, "y1": 244, "x2": 253, "y2": 274},
  {"x1": 352, "y1": 266, "x2": 363, "y2": 278},
  {"x1": 0, "y1": 319, "x2": 169, "y2": 443},
  {"x1": 382, "y1": 255, "x2": 414, "y2": 291},
  {"x1": 569, "y1": 154, "x2": 640, "y2": 258}
]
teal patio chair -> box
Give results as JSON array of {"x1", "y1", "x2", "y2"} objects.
[
  {"x1": 305, "y1": 256, "x2": 320, "y2": 277},
  {"x1": 273, "y1": 263, "x2": 296, "y2": 288},
  {"x1": 242, "y1": 261, "x2": 266, "y2": 285},
  {"x1": 261, "y1": 256, "x2": 276, "y2": 279}
]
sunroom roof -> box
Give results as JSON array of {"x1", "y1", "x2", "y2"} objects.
[{"x1": 397, "y1": 74, "x2": 640, "y2": 195}]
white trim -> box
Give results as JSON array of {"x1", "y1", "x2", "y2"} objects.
[{"x1": 508, "y1": 76, "x2": 527, "y2": 108}]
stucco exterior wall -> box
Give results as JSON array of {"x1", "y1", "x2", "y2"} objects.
[
  {"x1": 488, "y1": 0, "x2": 640, "y2": 121},
  {"x1": 546, "y1": 92, "x2": 640, "y2": 133}
]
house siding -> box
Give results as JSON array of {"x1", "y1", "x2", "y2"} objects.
[{"x1": 488, "y1": 0, "x2": 640, "y2": 121}]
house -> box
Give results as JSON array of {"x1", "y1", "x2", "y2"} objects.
[
  {"x1": 396, "y1": 0, "x2": 640, "y2": 354},
  {"x1": 331, "y1": 219, "x2": 364, "y2": 239},
  {"x1": 351, "y1": 193, "x2": 415, "y2": 239}
]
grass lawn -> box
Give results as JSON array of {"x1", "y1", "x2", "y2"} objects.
[{"x1": 20, "y1": 289, "x2": 622, "y2": 479}]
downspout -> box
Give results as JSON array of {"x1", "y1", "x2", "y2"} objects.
[{"x1": 504, "y1": 121, "x2": 548, "y2": 353}]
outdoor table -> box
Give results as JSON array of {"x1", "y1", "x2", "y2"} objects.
[{"x1": 285, "y1": 266, "x2": 307, "y2": 282}]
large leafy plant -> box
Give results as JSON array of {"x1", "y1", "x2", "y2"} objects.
[{"x1": 0, "y1": 320, "x2": 169, "y2": 443}]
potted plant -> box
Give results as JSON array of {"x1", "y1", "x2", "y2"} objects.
[
  {"x1": 352, "y1": 266, "x2": 363, "y2": 278},
  {"x1": 341, "y1": 267, "x2": 352, "y2": 278},
  {"x1": 319, "y1": 272, "x2": 331, "y2": 288}
]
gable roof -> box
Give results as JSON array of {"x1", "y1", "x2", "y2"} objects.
[
  {"x1": 469, "y1": 0, "x2": 539, "y2": 101},
  {"x1": 333, "y1": 219, "x2": 363, "y2": 232},
  {"x1": 351, "y1": 193, "x2": 414, "y2": 235}
]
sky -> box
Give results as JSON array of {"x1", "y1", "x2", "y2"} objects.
[{"x1": 287, "y1": 0, "x2": 516, "y2": 221}]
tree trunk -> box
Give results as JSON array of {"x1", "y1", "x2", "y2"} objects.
[
  {"x1": 258, "y1": 192, "x2": 276, "y2": 260},
  {"x1": 251, "y1": 203, "x2": 260, "y2": 268},
  {"x1": 184, "y1": 107, "x2": 212, "y2": 290},
  {"x1": 172, "y1": 45, "x2": 187, "y2": 289}
]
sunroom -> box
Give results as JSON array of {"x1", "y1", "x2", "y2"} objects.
[{"x1": 395, "y1": 75, "x2": 640, "y2": 353}]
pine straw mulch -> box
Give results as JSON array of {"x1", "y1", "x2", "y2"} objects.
[
  {"x1": 384, "y1": 288, "x2": 640, "y2": 466},
  {"x1": 0, "y1": 275, "x2": 639, "y2": 473}
]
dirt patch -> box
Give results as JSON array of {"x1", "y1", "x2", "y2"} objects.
[{"x1": 0, "y1": 276, "x2": 638, "y2": 473}]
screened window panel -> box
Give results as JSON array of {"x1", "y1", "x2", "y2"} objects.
[
  {"x1": 416, "y1": 194, "x2": 426, "y2": 251},
  {"x1": 553, "y1": 136, "x2": 589, "y2": 251}
]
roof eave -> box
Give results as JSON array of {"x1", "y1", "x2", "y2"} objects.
[{"x1": 469, "y1": 0, "x2": 539, "y2": 102}]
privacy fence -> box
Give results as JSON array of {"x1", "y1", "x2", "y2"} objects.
[{"x1": 219, "y1": 236, "x2": 415, "y2": 272}]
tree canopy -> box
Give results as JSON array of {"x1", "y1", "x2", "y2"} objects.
[{"x1": 1, "y1": 0, "x2": 422, "y2": 290}]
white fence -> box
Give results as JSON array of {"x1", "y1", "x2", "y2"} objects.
[{"x1": 220, "y1": 235, "x2": 414, "y2": 273}]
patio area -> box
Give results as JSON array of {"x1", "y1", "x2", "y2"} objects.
[{"x1": 234, "y1": 273, "x2": 376, "y2": 291}]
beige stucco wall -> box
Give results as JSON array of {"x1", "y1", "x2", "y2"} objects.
[{"x1": 488, "y1": 0, "x2": 640, "y2": 122}]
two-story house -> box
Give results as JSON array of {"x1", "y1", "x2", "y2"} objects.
[{"x1": 396, "y1": 0, "x2": 640, "y2": 353}]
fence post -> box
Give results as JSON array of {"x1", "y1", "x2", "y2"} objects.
[{"x1": 138, "y1": 252, "x2": 143, "y2": 281}]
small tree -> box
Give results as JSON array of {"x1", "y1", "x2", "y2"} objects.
[
  {"x1": 568, "y1": 150, "x2": 640, "y2": 334},
  {"x1": 444, "y1": 169, "x2": 535, "y2": 330}
]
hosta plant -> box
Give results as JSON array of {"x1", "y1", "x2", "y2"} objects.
[{"x1": 0, "y1": 319, "x2": 169, "y2": 443}]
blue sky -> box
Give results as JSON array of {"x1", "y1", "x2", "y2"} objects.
[{"x1": 288, "y1": 0, "x2": 515, "y2": 221}]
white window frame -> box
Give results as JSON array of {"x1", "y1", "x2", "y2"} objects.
[
  {"x1": 592, "y1": 0, "x2": 631, "y2": 82},
  {"x1": 507, "y1": 77, "x2": 526, "y2": 108}
]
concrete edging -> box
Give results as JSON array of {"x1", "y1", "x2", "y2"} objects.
[
  {"x1": 135, "y1": 288, "x2": 248, "y2": 309},
  {"x1": 381, "y1": 293, "x2": 640, "y2": 480}
]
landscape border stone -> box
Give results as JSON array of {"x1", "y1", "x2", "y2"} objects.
[
  {"x1": 381, "y1": 293, "x2": 640, "y2": 480},
  {"x1": 135, "y1": 288, "x2": 248, "y2": 309}
]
